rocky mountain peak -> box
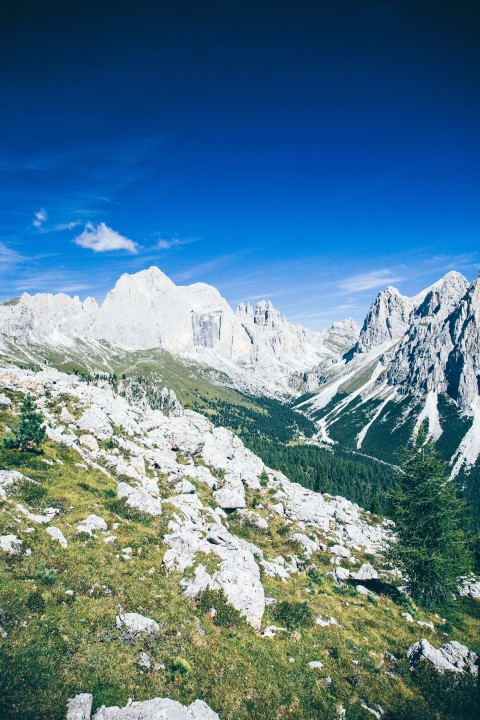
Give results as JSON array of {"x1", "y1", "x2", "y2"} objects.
[
  {"x1": 253, "y1": 300, "x2": 285, "y2": 328},
  {"x1": 353, "y1": 286, "x2": 413, "y2": 355},
  {"x1": 415, "y1": 271, "x2": 469, "y2": 321},
  {"x1": 106, "y1": 266, "x2": 176, "y2": 300}
]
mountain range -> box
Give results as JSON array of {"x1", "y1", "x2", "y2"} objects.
[{"x1": 1, "y1": 265, "x2": 479, "y2": 489}]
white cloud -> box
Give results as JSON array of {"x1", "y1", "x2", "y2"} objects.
[
  {"x1": 32, "y1": 208, "x2": 48, "y2": 228},
  {"x1": 54, "y1": 221, "x2": 82, "y2": 231},
  {"x1": 337, "y1": 269, "x2": 405, "y2": 294},
  {"x1": 157, "y1": 236, "x2": 195, "y2": 250},
  {"x1": 74, "y1": 222, "x2": 138, "y2": 253}
]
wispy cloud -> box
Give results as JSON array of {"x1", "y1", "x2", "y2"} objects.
[
  {"x1": 53, "y1": 221, "x2": 82, "y2": 231},
  {"x1": 173, "y1": 253, "x2": 242, "y2": 283},
  {"x1": 337, "y1": 268, "x2": 405, "y2": 294},
  {"x1": 157, "y1": 236, "x2": 196, "y2": 250},
  {"x1": 74, "y1": 222, "x2": 139, "y2": 254},
  {"x1": 32, "y1": 208, "x2": 48, "y2": 228}
]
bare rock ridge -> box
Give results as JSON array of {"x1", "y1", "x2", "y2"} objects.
[
  {"x1": 0, "y1": 266, "x2": 359, "y2": 395},
  {"x1": 349, "y1": 270, "x2": 480, "y2": 409}
]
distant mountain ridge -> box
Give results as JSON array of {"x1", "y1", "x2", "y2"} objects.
[{"x1": 0, "y1": 266, "x2": 359, "y2": 395}]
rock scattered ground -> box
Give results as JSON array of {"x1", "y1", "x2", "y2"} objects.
[{"x1": 0, "y1": 362, "x2": 479, "y2": 719}]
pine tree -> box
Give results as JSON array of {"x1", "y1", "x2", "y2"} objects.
[
  {"x1": 386, "y1": 425, "x2": 471, "y2": 608},
  {"x1": 3, "y1": 394, "x2": 45, "y2": 451}
]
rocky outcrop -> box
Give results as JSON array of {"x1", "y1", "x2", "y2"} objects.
[
  {"x1": 67, "y1": 694, "x2": 220, "y2": 720},
  {"x1": 0, "y1": 364, "x2": 388, "y2": 632},
  {"x1": 407, "y1": 639, "x2": 479, "y2": 675}
]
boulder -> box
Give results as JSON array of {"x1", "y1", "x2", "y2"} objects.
[
  {"x1": 115, "y1": 611, "x2": 160, "y2": 635},
  {"x1": 117, "y1": 483, "x2": 162, "y2": 516},
  {"x1": 66, "y1": 694, "x2": 221, "y2": 720},
  {"x1": 46, "y1": 526, "x2": 68, "y2": 548},
  {"x1": 77, "y1": 407, "x2": 113, "y2": 440},
  {"x1": 60, "y1": 406, "x2": 76, "y2": 424},
  {"x1": 0, "y1": 469, "x2": 30, "y2": 499},
  {"x1": 329, "y1": 544, "x2": 351, "y2": 559},
  {"x1": 79, "y1": 434, "x2": 99, "y2": 453},
  {"x1": 76, "y1": 514, "x2": 108, "y2": 536},
  {"x1": 16, "y1": 504, "x2": 58, "y2": 525},
  {"x1": 316, "y1": 616, "x2": 338, "y2": 627},
  {"x1": 351, "y1": 563, "x2": 378, "y2": 581},
  {"x1": 67, "y1": 693, "x2": 93, "y2": 720},
  {"x1": 290, "y1": 532, "x2": 319, "y2": 557},
  {"x1": 213, "y1": 476, "x2": 246, "y2": 510},
  {"x1": 0, "y1": 534, "x2": 22, "y2": 554},
  {"x1": 459, "y1": 576, "x2": 480, "y2": 600},
  {"x1": 174, "y1": 479, "x2": 196, "y2": 494},
  {"x1": 407, "y1": 639, "x2": 479, "y2": 675}
]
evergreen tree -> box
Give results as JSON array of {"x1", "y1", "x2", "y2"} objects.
[
  {"x1": 387, "y1": 425, "x2": 471, "y2": 608},
  {"x1": 3, "y1": 394, "x2": 45, "y2": 451}
]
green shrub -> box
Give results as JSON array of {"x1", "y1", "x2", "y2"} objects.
[
  {"x1": 26, "y1": 591, "x2": 46, "y2": 614},
  {"x1": 3, "y1": 394, "x2": 45, "y2": 451},
  {"x1": 35, "y1": 563, "x2": 57, "y2": 585},
  {"x1": 196, "y1": 589, "x2": 243, "y2": 628},
  {"x1": 273, "y1": 600, "x2": 314, "y2": 629},
  {"x1": 172, "y1": 657, "x2": 191, "y2": 675},
  {"x1": 259, "y1": 471, "x2": 269, "y2": 487}
]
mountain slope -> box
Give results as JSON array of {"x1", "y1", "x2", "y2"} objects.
[{"x1": 1, "y1": 365, "x2": 479, "y2": 720}]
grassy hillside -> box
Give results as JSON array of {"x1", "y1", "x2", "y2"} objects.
[{"x1": 0, "y1": 392, "x2": 479, "y2": 720}]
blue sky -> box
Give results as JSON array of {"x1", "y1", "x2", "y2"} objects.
[{"x1": 1, "y1": 0, "x2": 479, "y2": 328}]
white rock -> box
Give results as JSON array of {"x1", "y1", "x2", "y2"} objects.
[
  {"x1": 417, "y1": 620, "x2": 435, "y2": 631},
  {"x1": 139, "y1": 651, "x2": 152, "y2": 670},
  {"x1": 67, "y1": 693, "x2": 93, "y2": 720},
  {"x1": 76, "y1": 514, "x2": 108, "y2": 536},
  {"x1": 174, "y1": 479, "x2": 196, "y2": 494},
  {"x1": 334, "y1": 567, "x2": 350, "y2": 582},
  {"x1": 0, "y1": 469, "x2": 30, "y2": 499},
  {"x1": 356, "y1": 585, "x2": 375, "y2": 596},
  {"x1": 351, "y1": 563, "x2": 378, "y2": 581},
  {"x1": 316, "y1": 616, "x2": 338, "y2": 627},
  {"x1": 188, "y1": 699, "x2": 221, "y2": 720},
  {"x1": 0, "y1": 534, "x2": 22, "y2": 554},
  {"x1": 60, "y1": 406, "x2": 76, "y2": 424},
  {"x1": 0, "y1": 392, "x2": 12, "y2": 407},
  {"x1": 79, "y1": 434, "x2": 99, "y2": 452},
  {"x1": 66, "y1": 693, "x2": 221, "y2": 720},
  {"x1": 261, "y1": 625, "x2": 288, "y2": 638},
  {"x1": 16, "y1": 504, "x2": 58, "y2": 524},
  {"x1": 401, "y1": 612, "x2": 414, "y2": 622},
  {"x1": 459, "y1": 576, "x2": 480, "y2": 600},
  {"x1": 117, "y1": 482, "x2": 162, "y2": 516},
  {"x1": 115, "y1": 612, "x2": 160, "y2": 635},
  {"x1": 307, "y1": 660, "x2": 324, "y2": 669},
  {"x1": 407, "y1": 639, "x2": 479, "y2": 675},
  {"x1": 77, "y1": 407, "x2": 113, "y2": 440},
  {"x1": 329, "y1": 544, "x2": 351, "y2": 559},
  {"x1": 213, "y1": 476, "x2": 246, "y2": 510},
  {"x1": 290, "y1": 532, "x2": 319, "y2": 557},
  {"x1": 46, "y1": 526, "x2": 68, "y2": 548}
]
